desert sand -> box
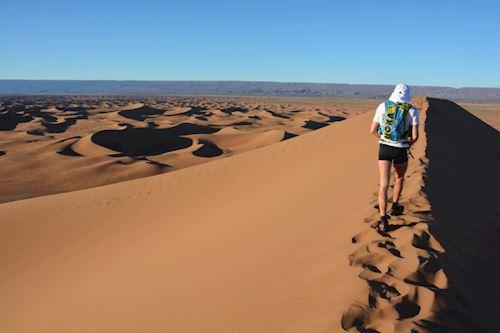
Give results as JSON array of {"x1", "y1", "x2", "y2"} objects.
[
  {"x1": 458, "y1": 102, "x2": 500, "y2": 130},
  {"x1": 0, "y1": 96, "x2": 376, "y2": 203},
  {"x1": 0, "y1": 96, "x2": 499, "y2": 332}
]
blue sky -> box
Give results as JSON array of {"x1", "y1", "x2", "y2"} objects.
[{"x1": 1, "y1": 0, "x2": 499, "y2": 87}]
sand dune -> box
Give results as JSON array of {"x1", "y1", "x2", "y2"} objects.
[
  {"x1": 0, "y1": 96, "x2": 375, "y2": 203},
  {"x1": 458, "y1": 102, "x2": 500, "y2": 130},
  {"x1": 341, "y1": 98, "x2": 449, "y2": 332},
  {"x1": 0, "y1": 97, "x2": 498, "y2": 332},
  {"x1": 0, "y1": 101, "x2": 377, "y2": 333},
  {"x1": 341, "y1": 98, "x2": 500, "y2": 332}
]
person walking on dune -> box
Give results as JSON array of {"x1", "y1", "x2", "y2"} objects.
[{"x1": 370, "y1": 83, "x2": 419, "y2": 231}]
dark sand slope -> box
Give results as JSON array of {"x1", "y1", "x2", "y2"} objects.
[
  {"x1": 424, "y1": 99, "x2": 500, "y2": 332},
  {"x1": 342, "y1": 98, "x2": 500, "y2": 333}
]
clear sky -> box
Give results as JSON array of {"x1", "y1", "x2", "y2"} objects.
[{"x1": 1, "y1": 0, "x2": 499, "y2": 87}]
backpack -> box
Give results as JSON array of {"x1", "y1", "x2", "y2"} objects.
[{"x1": 378, "y1": 101, "x2": 412, "y2": 141}]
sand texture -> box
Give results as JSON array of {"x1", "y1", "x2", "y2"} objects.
[
  {"x1": 0, "y1": 97, "x2": 499, "y2": 332},
  {"x1": 0, "y1": 96, "x2": 375, "y2": 203}
]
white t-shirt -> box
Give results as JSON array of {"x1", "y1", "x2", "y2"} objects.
[{"x1": 373, "y1": 101, "x2": 419, "y2": 148}]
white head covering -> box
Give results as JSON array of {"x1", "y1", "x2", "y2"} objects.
[{"x1": 389, "y1": 83, "x2": 411, "y2": 103}]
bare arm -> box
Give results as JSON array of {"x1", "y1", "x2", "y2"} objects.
[
  {"x1": 408, "y1": 125, "x2": 419, "y2": 145},
  {"x1": 370, "y1": 121, "x2": 380, "y2": 137}
]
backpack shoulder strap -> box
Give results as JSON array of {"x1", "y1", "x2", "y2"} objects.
[
  {"x1": 384, "y1": 100, "x2": 397, "y2": 114},
  {"x1": 400, "y1": 102, "x2": 413, "y2": 111},
  {"x1": 400, "y1": 103, "x2": 413, "y2": 138}
]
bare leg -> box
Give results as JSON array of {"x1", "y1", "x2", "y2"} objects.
[
  {"x1": 393, "y1": 162, "x2": 408, "y2": 204},
  {"x1": 378, "y1": 160, "x2": 392, "y2": 216}
]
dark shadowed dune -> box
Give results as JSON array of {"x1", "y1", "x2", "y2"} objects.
[
  {"x1": 230, "y1": 121, "x2": 254, "y2": 126},
  {"x1": 424, "y1": 98, "x2": 500, "y2": 333},
  {"x1": 155, "y1": 123, "x2": 220, "y2": 136},
  {"x1": 57, "y1": 143, "x2": 82, "y2": 157},
  {"x1": 176, "y1": 106, "x2": 208, "y2": 116},
  {"x1": 0, "y1": 109, "x2": 33, "y2": 130},
  {"x1": 192, "y1": 140, "x2": 224, "y2": 157},
  {"x1": 91, "y1": 123, "x2": 220, "y2": 156},
  {"x1": 118, "y1": 105, "x2": 167, "y2": 121},
  {"x1": 43, "y1": 118, "x2": 77, "y2": 133},
  {"x1": 92, "y1": 128, "x2": 193, "y2": 156},
  {"x1": 26, "y1": 129, "x2": 44, "y2": 136},
  {"x1": 266, "y1": 109, "x2": 290, "y2": 119},
  {"x1": 0, "y1": 104, "x2": 88, "y2": 133},
  {"x1": 303, "y1": 120, "x2": 329, "y2": 130},
  {"x1": 57, "y1": 136, "x2": 83, "y2": 143},
  {"x1": 30, "y1": 109, "x2": 58, "y2": 122},
  {"x1": 221, "y1": 107, "x2": 249, "y2": 114},
  {"x1": 0, "y1": 95, "x2": 373, "y2": 203},
  {"x1": 282, "y1": 131, "x2": 298, "y2": 140},
  {"x1": 324, "y1": 115, "x2": 346, "y2": 122}
]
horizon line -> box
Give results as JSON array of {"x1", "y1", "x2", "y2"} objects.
[{"x1": 1, "y1": 79, "x2": 499, "y2": 90}]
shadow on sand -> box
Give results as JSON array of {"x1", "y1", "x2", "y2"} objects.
[
  {"x1": 92, "y1": 123, "x2": 219, "y2": 157},
  {"x1": 424, "y1": 98, "x2": 500, "y2": 333}
]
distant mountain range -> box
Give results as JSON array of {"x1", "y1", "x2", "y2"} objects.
[{"x1": 1, "y1": 80, "x2": 500, "y2": 102}]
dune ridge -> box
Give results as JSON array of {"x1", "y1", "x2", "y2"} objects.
[
  {"x1": 341, "y1": 98, "x2": 449, "y2": 332},
  {"x1": 342, "y1": 98, "x2": 500, "y2": 332},
  {"x1": 0, "y1": 97, "x2": 498, "y2": 332}
]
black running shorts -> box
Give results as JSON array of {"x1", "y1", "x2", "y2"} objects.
[{"x1": 378, "y1": 143, "x2": 408, "y2": 164}]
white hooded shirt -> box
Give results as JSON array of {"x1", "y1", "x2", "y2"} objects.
[{"x1": 372, "y1": 84, "x2": 419, "y2": 148}]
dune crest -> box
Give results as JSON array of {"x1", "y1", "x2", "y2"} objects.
[
  {"x1": 341, "y1": 98, "x2": 449, "y2": 332},
  {"x1": 1, "y1": 97, "x2": 498, "y2": 332},
  {"x1": 342, "y1": 97, "x2": 500, "y2": 333}
]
